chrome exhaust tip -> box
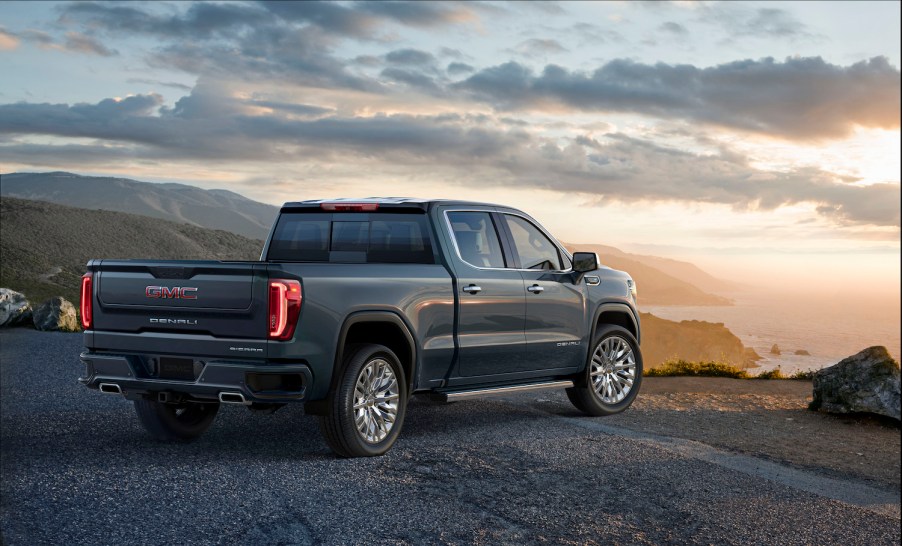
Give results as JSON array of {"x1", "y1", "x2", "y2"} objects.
[
  {"x1": 218, "y1": 392, "x2": 249, "y2": 405},
  {"x1": 99, "y1": 383, "x2": 122, "y2": 395}
]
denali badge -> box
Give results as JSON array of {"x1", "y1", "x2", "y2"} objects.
[
  {"x1": 146, "y1": 286, "x2": 198, "y2": 299},
  {"x1": 150, "y1": 318, "x2": 198, "y2": 325},
  {"x1": 230, "y1": 346, "x2": 263, "y2": 353}
]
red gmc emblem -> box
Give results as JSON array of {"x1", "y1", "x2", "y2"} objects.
[{"x1": 145, "y1": 286, "x2": 198, "y2": 299}]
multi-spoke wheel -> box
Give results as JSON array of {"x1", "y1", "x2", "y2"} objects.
[
  {"x1": 352, "y1": 358, "x2": 400, "y2": 444},
  {"x1": 134, "y1": 399, "x2": 220, "y2": 442},
  {"x1": 319, "y1": 344, "x2": 408, "y2": 457},
  {"x1": 567, "y1": 325, "x2": 643, "y2": 416}
]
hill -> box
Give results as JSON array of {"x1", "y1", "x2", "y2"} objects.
[
  {"x1": 0, "y1": 171, "x2": 279, "y2": 239},
  {"x1": 0, "y1": 197, "x2": 263, "y2": 304},
  {"x1": 567, "y1": 243, "x2": 739, "y2": 294},
  {"x1": 640, "y1": 312, "x2": 760, "y2": 369},
  {"x1": 564, "y1": 243, "x2": 732, "y2": 306}
]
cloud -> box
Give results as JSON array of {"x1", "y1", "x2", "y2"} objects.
[
  {"x1": 658, "y1": 21, "x2": 688, "y2": 35},
  {"x1": 61, "y1": 1, "x2": 477, "y2": 42},
  {"x1": 447, "y1": 62, "x2": 475, "y2": 76},
  {"x1": 0, "y1": 28, "x2": 20, "y2": 50},
  {"x1": 697, "y1": 4, "x2": 818, "y2": 41},
  {"x1": 458, "y1": 56, "x2": 901, "y2": 140},
  {"x1": 126, "y1": 78, "x2": 193, "y2": 91},
  {"x1": 511, "y1": 38, "x2": 569, "y2": 58},
  {"x1": 385, "y1": 48, "x2": 436, "y2": 66},
  {"x1": 2, "y1": 27, "x2": 116, "y2": 56},
  {"x1": 1, "y1": 86, "x2": 897, "y2": 227},
  {"x1": 63, "y1": 32, "x2": 116, "y2": 56}
]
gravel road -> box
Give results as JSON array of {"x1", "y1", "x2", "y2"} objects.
[{"x1": 1, "y1": 329, "x2": 899, "y2": 545}]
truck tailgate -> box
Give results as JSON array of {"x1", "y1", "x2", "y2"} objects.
[{"x1": 91, "y1": 260, "x2": 269, "y2": 340}]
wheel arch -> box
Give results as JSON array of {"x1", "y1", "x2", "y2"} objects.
[
  {"x1": 592, "y1": 303, "x2": 640, "y2": 345},
  {"x1": 335, "y1": 311, "x2": 418, "y2": 393}
]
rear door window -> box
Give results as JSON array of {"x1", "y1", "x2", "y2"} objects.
[
  {"x1": 446, "y1": 211, "x2": 506, "y2": 269},
  {"x1": 267, "y1": 213, "x2": 433, "y2": 263}
]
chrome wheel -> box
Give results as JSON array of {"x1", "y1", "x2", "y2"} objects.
[
  {"x1": 352, "y1": 358, "x2": 400, "y2": 444},
  {"x1": 590, "y1": 335, "x2": 636, "y2": 404}
]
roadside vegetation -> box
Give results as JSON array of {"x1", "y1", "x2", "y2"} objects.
[{"x1": 645, "y1": 359, "x2": 815, "y2": 380}]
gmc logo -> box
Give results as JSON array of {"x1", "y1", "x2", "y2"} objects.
[{"x1": 145, "y1": 286, "x2": 198, "y2": 299}]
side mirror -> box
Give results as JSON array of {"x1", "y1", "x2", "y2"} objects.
[{"x1": 572, "y1": 252, "x2": 598, "y2": 273}]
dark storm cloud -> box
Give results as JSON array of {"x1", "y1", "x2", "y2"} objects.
[
  {"x1": 458, "y1": 56, "x2": 901, "y2": 139},
  {"x1": 1, "y1": 88, "x2": 896, "y2": 227}
]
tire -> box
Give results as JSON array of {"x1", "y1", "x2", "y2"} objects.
[
  {"x1": 567, "y1": 325, "x2": 643, "y2": 416},
  {"x1": 134, "y1": 399, "x2": 220, "y2": 442},
  {"x1": 319, "y1": 344, "x2": 408, "y2": 458}
]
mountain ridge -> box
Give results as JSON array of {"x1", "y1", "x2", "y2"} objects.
[{"x1": 1, "y1": 171, "x2": 279, "y2": 239}]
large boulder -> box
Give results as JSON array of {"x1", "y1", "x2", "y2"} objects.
[
  {"x1": 810, "y1": 346, "x2": 900, "y2": 421},
  {"x1": 0, "y1": 288, "x2": 33, "y2": 327},
  {"x1": 33, "y1": 297, "x2": 80, "y2": 332}
]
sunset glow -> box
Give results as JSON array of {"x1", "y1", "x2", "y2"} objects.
[{"x1": 0, "y1": 1, "x2": 899, "y2": 299}]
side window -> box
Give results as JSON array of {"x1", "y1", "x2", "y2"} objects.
[
  {"x1": 504, "y1": 215, "x2": 563, "y2": 271},
  {"x1": 447, "y1": 211, "x2": 506, "y2": 269}
]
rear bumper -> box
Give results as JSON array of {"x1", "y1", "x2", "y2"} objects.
[{"x1": 79, "y1": 352, "x2": 313, "y2": 404}]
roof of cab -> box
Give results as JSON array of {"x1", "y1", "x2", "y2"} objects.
[{"x1": 280, "y1": 197, "x2": 508, "y2": 211}]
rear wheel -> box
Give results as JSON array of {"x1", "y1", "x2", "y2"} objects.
[
  {"x1": 134, "y1": 399, "x2": 219, "y2": 442},
  {"x1": 319, "y1": 344, "x2": 408, "y2": 457},
  {"x1": 567, "y1": 325, "x2": 642, "y2": 416}
]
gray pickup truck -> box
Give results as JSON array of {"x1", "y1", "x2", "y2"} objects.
[{"x1": 80, "y1": 198, "x2": 642, "y2": 457}]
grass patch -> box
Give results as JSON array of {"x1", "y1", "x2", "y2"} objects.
[
  {"x1": 645, "y1": 359, "x2": 817, "y2": 380},
  {"x1": 644, "y1": 359, "x2": 750, "y2": 379}
]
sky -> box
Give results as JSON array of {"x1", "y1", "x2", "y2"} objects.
[{"x1": 0, "y1": 1, "x2": 899, "y2": 296}]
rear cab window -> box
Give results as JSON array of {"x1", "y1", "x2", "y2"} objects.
[{"x1": 267, "y1": 212, "x2": 434, "y2": 264}]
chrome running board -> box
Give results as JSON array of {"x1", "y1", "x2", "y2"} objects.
[{"x1": 440, "y1": 380, "x2": 574, "y2": 401}]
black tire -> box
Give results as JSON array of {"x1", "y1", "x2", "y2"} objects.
[
  {"x1": 567, "y1": 325, "x2": 643, "y2": 416},
  {"x1": 134, "y1": 399, "x2": 220, "y2": 442},
  {"x1": 319, "y1": 344, "x2": 408, "y2": 458}
]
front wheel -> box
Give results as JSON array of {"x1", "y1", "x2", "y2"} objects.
[
  {"x1": 318, "y1": 344, "x2": 408, "y2": 458},
  {"x1": 567, "y1": 326, "x2": 643, "y2": 416},
  {"x1": 134, "y1": 399, "x2": 220, "y2": 442}
]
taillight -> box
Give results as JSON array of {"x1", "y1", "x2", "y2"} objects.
[
  {"x1": 320, "y1": 202, "x2": 379, "y2": 212},
  {"x1": 268, "y1": 279, "x2": 302, "y2": 340},
  {"x1": 80, "y1": 273, "x2": 93, "y2": 330}
]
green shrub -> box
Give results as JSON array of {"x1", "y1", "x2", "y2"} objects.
[
  {"x1": 644, "y1": 359, "x2": 749, "y2": 379},
  {"x1": 788, "y1": 369, "x2": 816, "y2": 380},
  {"x1": 755, "y1": 369, "x2": 785, "y2": 380}
]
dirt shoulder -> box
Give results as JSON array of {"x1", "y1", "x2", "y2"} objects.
[{"x1": 604, "y1": 377, "x2": 901, "y2": 490}]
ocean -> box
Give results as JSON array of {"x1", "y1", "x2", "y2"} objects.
[{"x1": 642, "y1": 289, "x2": 902, "y2": 375}]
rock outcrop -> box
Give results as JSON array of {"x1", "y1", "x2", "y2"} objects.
[
  {"x1": 33, "y1": 297, "x2": 80, "y2": 332},
  {"x1": 640, "y1": 313, "x2": 760, "y2": 369},
  {"x1": 794, "y1": 349, "x2": 811, "y2": 356},
  {"x1": 770, "y1": 344, "x2": 781, "y2": 355},
  {"x1": 810, "y1": 346, "x2": 900, "y2": 421},
  {"x1": 0, "y1": 288, "x2": 32, "y2": 327}
]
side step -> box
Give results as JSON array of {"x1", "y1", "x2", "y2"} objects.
[{"x1": 438, "y1": 380, "x2": 574, "y2": 402}]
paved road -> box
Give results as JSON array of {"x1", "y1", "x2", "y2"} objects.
[{"x1": 1, "y1": 329, "x2": 899, "y2": 545}]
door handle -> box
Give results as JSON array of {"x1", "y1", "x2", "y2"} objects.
[
  {"x1": 526, "y1": 284, "x2": 544, "y2": 293},
  {"x1": 462, "y1": 284, "x2": 482, "y2": 294}
]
